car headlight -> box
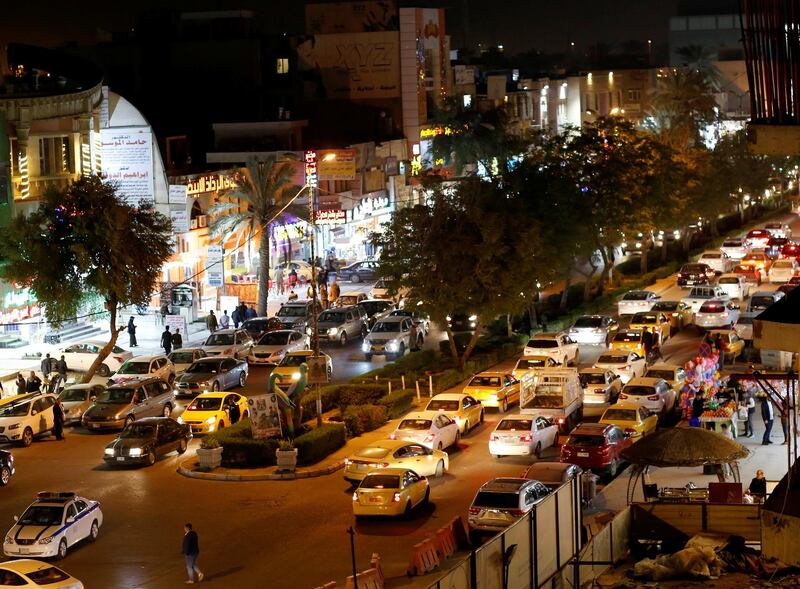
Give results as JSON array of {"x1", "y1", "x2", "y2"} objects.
[
  {"x1": 386, "y1": 341, "x2": 399, "y2": 352},
  {"x1": 177, "y1": 416, "x2": 184, "y2": 424},
  {"x1": 291, "y1": 372, "x2": 301, "y2": 381},
  {"x1": 469, "y1": 314, "x2": 478, "y2": 321},
  {"x1": 104, "y1": 448, "x2": 114, "y2": 456},
  {"x1": 38, "y1": 536, "x2": 55, "y2": 544},
  {"x1": 446, "y1": 315, "x2": 452, "y2": 321},
  {"x1": 306, "y1": 327, "x2": 312, "y2": 335},
  {"x1": 362, "y1": 342, "x2": 371, "y2": 352},
  {"x1": 328, "y1": 327, "x2": 339, "y2": 335},
  {"x1": 129, "y1": 448, "x2": 143, "y2": 457},
  {"x1": 206, "y1": 416, "x2": 217, "y2": 424},
  {"x1": 8, "y1": 423, "x2": 20, "y2": 430}
]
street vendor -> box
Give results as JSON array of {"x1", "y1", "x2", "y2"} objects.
[
  {"x1": 748, "y1": 469, "x2": 767, "y2": 497},
  {"x1": 693, "y1": 392, "x2": 705, "y2": 420}
]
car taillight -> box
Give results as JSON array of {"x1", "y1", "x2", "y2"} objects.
[
  {"x1": 469, "y1": 507, "x2": 481, "y2": 515},
  {"x1": 624, "y1": 428, "x2": 637, "y2": 435},
  {"x1": 490, "y1": 434, "x2": 498, "y2": 442},
  {"x1": 377, "y1": 463, "x2": 389, "y2": 468},
  {"x1": 388, "y1": 433, "x2": 396, "y2": 439},
  {"x1": 424, "y1": 434, "x2": 435, "y2": 442},
  {"x1": 352, "y1": 492, "x2": 358, "y2": 501},
  {"x1": 114, "y1": 356, "x2": 124, "y2": 363},
  {"x1": 557, "y1": 418, "x2": 565, "y2": 424},
  {"x1": 520, "y1": 434, "x2": 532, "y2": 442},
  {"x1": 392, "y1": 492, "x2": 402, "y2": 502},
  {"x1": 647, "y1": 395, "x2": 660, "y2": 401},
  {"x1": 508, "y1": 509, "x2": 525, "y2": 518},
  {"x1": 672, "y1": 312, "x2": 679, "y2": 317}
]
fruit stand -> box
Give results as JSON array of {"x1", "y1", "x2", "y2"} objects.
[{"x1": 698, "y1": 399, "x2": 738, "y2": 437}]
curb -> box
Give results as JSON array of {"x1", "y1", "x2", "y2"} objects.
[{"x1": 176, "y1": 457, "x2": 345, "y2": 481}]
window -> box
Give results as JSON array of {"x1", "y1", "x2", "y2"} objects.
[
  {"x1": 626, "y1": 89, "x2": 641, "y2": 103},
  {"x1": 75, "y1": 500, "x2": 88, "y2": 513},
  {"x1": 37, "y1": 136, "x2": 72, "y2": 176},
  {"x1": 276, "y1": 58, "x2": 289, "y2": 74},
  {"x1": 66, "y1": 504, "x2": 77, "y2": 520}
]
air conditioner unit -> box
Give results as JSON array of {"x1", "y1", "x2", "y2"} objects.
[
  {"x1": 190, "y1": 219, "x2": 198, "y2": 230},
  {"x1": 198, "y1": 215, "x2": 207, "y2": 227}
]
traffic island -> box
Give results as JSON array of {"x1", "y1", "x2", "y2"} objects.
[{"x1": 177, "y1": 456, "x2": 345, "y2": 481}]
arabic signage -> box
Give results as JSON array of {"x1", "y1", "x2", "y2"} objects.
[
  {"x1": 170, "y1": 210, "x2": 189, "y2": 233},
  {"x1": 318, "y1": 149, "x2": 357, "y2": 180},
  {"x1": 165, "y1": 315, "x2": 187, "y2": 336},
  {"x1": 100, "y1": 128, "x2": 155, "y2": 206},
  {"x1": 206, "y1": 245, "x2": 224, "y2": 287},
  {"x1": 169, "y1": 184, "x2": 188, "y2": 204},
  {"x1": 185, "y1": 173, "x2": 237, "y2": 196},
  {"x1": 316, "y1": 210, "x2": 346, "y2": 225},
  {"x1": 349, "y1": 194, "x2": 392, "y2": 223},
  {"x1": 248, "y1": 393, "x2": 282, "y2": 439},
  {"x1": 306, "y1": 1, "x2": 398, "y2": 34},
  {"x1": 305, "y1": 150, "x2": 318, "y2": 189}
]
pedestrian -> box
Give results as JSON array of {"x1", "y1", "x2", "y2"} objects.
[
  {"x1": 53, "y1": 399, "x2": 65, "y2": 441},
  {"x1": 692, "y1": 392, "x2": 705, "y2": 420},
  {"x1": 274, "y1": 265, "x2": 285, "y2": 295},
  {"x1": 172, "y1": 328, "x2": 183, "y2": 350},
  {"x1": 641, "y1": 326, "x2": 654, "y2": 363},
  {"x1": 329, "y1": 280, "x2": 340, "y2": 304},
  {"x1": 206, "y1": 310, "x2": 218, "y2": 334},
  {"x1": 288, "y1": 290, "x2": 298, "y2": 301},
  {"x1": 319, "y1": 283, "x2": 328, "y2": 309},
  {"x1": 237, "y1": 303, "x2": 248, "y2": 324},
  {"x1": 720, "y1": 422, "x2": 734, "y2": 440},
  {"x1": 246, "y1": 305, "x2": 257, "y2": 319},
  {"x1": 127, "y1": 317, "x2": 138, "y2": 347},
  {"x1": 761, "y1": 396, "x2": 774, "y2": 445},
  {"x1": 160, "y1": 301, "x2": 169, "y2": 324},
  {"x1": 231, "y1": 306, "x2": 240, "y2": 329},
  {"x1": 219, "y1": 310, "x2": 230, "y2": 330},
  {"x1": 739, "y1": 390, "x2": 756, "y2": 437},
  {"x1": 54, "y1": 356, "x2": 68, "y2": 392},
  {"x1": 182, "y1": 523, "x2": 204, "y2": 584},
  {"x1": 16, "y1": 373, "x2": 26, "y2": 395},
  {"x1": 228, "y1": 399, "x2": 240, "y2": 425},
  {"x1": 41, "y1": 353, "x2": 52, "y2": 380},
  {"x1": 26, "y1": 371, "x2": 41, "y2": 393},
  {"x1": 161, "y1": 326, "x2": 172, "y2": 355},
  {"x1": 748, "y1": 469, "x2": 767, "y2": 497},
  {"x1": 288, "y1": 268, "x2": 298, "y2": 288},
  {"x1": 714, "y1": 333, "x2": 725, "y2": 370}
]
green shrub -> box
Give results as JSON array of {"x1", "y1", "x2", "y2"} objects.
[
  {"x1": 352, "y1": 349, "x2": 440, "y2": 382},
  {"x1": 434, "y1": 368, "x2": 467, "y2": 393},
  {"x1": 294, "y1": 423, "x2": 346, "y2": 466},
  {"x1": 342, "y1": 404, "x2": 388, "y2": 436},
  {"x1": 210, "y1": 419, "x2": 280, "y2": 468},
  {"x1": 337, "y1": 384, "x2": 388, "y2": 407},
  {"x1": 378, "y1": 388, "x2": 415, "y2": 418}
]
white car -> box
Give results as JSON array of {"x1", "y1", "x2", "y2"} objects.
[
  {"x1": 694, "y1": 299, "x2": 741, "y2": 329},
  {"x1": 618, "y1": 377, "x2": 676, "y2": 415},
  {"x1": 720, "y1": 237, "x2": 749, "y2": 260},
  {"x1": 568, "y1": 315, "x2": 618, "y2": 345},
  {"x1": 248, "y1": 330, "x2": 309, "y2": 365},
  {"x1": 390, "y1": 411, "x2": 460, "y2": 450},
  {"x1": 769, "y1": 259, "x2": 798, "y2": 282},
  {"x1": 717, "y1": 273, "x2": 751, "y2": 300},
  {"x1": 698, "y1": 250, "x2": 734, "y2": 274},
  {"x1": 594, "y1": 351, "x2": 646, "y2": 384},
  {"x1": 58, "y1": 340, "x2": 133, "y2": 377},
  {"x1": 765, "y1": 221, "x2": 792, "y2": 239},
  {"x1": 682, "y1": 286, "x2": 730, "y2": 313},
  {"x1": 578, "y1": 368, "x2": 623, "y2": 405},
  {"x1": 108, "y1": 355, "x2": 175, "y2": 385},
  {"x1": 0, "y1": 393, "x2": 57, "y2": 447},
  {"x1": 489, "y1": 415, "x2": 558, "y2": 458},
  {"x1": 617, "y1": 291, "x2": 660, "y2": 315},
  {"x1": 201, "y1": 328, "x2": 254, "y2": 359},
  {"x1": 167, "y1": 348, "x2": 207, "y2": 375},
  {"x1": 734, "y1": 312, "x2": 757, "y2": 342},
  {"x1": 270, "y1": 260, "x2": 320, "y2": 282},
  {"x1": 512, "y1": 356, "x2": 560, "y2": 380},
  {"x1": 523, "y1": 332, "x2": 579, "y2": 365},
  {"x1": 0, "y1": 560, "x2": 84, "y2": 588},
  {"x1": 4, "y1": 492, "x2": 103, "y2": 560}
]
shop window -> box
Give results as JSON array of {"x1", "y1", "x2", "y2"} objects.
[
  {"x1": 626, "y1": 89, "x2": 642, "y2": 103},
  {"x1": 37, "y1": 136, "x2": 72, "y2": 176},
  {"x1": 276, "y1": 58, "x2": 289, "y2": 74}
]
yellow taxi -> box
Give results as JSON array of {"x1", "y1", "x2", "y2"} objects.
[
  {"x1": 271, "y1": 350, "x2": 332, "y2": 386},
  {"x1": 609, "y1": 329, "x2": 647, "y2": 357},
  {"x1": 644, "y1": 363, "x2": 687, "y2": 393},
  {"x1": 708, "y1": 329, "x2": 745, "y2": 362},
  {"x1": 176, "y1": 392, "x2": 249, "y2": 434},
  {"x1": 629, "y1": 312, "x2": 671, "y2": 344},
  {"x1": 599, "y1": 403, "x2": 658, "y2": 438},
  {"x1": 462, "y1": 371, "x2": 520, "y2": 412},
  {"x1": 512, "y1": 356, "x2": 559, "y2": 380},
  {"x1": 423, "y1": 393, "x2": 484, "y2": 433},
  {"x1": 352, "y1": 468, "x2": 430, "y2": 518},
  {"x1": 344, "y1": 439, "x2": 449, "y2": 483}
]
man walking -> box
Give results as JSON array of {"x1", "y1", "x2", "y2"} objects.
[
  {"x1": 762, "y1": 396, "x2": 774, "y2": 445},
  {"x1": 53, "y1": 399, "x2": 65, "y2": 441},
  {"x1": 128, "y1": 317, "x2": 138, "y2": 347},
  {"x1": 219, "y1": 310, "x2": 230, "y2": 330},
  {"x1": 41, "y1": 353, "x2": 52, "y2": 383},
  {"x1": 206, "y1": 311, "x2": 218, "y2": 334},
  {"x1": 641, "y1": 326, "x2": 654, "y2": 363},
  {"x1": 54, "y1": 355, "x2": 68, "y2": 392},
  {"x1": 274, "y1": 265, "x2": 285, "y2": 295},
  {"x1": 329, "y1": 280, "x2": 340, "y2": 306},
  {"x1": 172, "y1": 328, "x2": 183, "y2": 350},
  {"x1": 246, "y1": 305, "x2": 257, "y2": 319},
  {"x1": 161, "y1": 326, "x2": 173, "y2": 355},
  {"x1": 182, "y1": 523, "x2": 203, "y2": 584},
  {"x1": 231, "y1": 307, "x2": 240, "y2": 329}
]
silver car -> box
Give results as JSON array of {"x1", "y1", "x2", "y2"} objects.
[
  {"x1": 201, "y1": 329, "x2": 254, "y2": 359},
  {"x1": 316, "y1": 306, "x2": 368, "y2": 345},
  {"x1": 247, "y1": 330, "x2": 309, "y2": 365},
  {"x1": 58, "y1": 384, "x2": 106, "y2": 425},
  {"x1": 82, "y1": 378, "x2": 175, "y2": 430},
  {"x1": 568, "y1": 315, "x2": 618, "y2": 345},
  {"x1": 173, "y1": 357, "x2": 249, "y2": 397},
  {"x1": 168, "y1": 348, "x2": 207, "y2": 376},
  {"x1": 468, "y1": 478, "x2": 551, "y2": 534}
]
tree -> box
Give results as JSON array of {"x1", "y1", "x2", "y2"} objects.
[
  {"x1": 209, "y1": 155, "x2": 302, "y2": 316},
  {"x1": 0, "y1": 175, "x2": 173, "y2": 382}
]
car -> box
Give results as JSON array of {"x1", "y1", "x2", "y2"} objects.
[
  {"x1": 766, "y1": 237, "x2": 791, "y2": 259},
  {"x1": 316, "y1": 305, "x2": 368, "y2": 345},
  {"x1": 644, "y1": 363, "x2": 686, "y2": 392},
  {"x1": 271, "y1": 260, "x2": 320, "y2": 283},
  {"x1": 733, "y1": 263, "x2": 763, "y2": 285},
  {"x1": 200, "y1": 329, "x2": 254, "y2": 359},
  {"x1": 578, "y1": 368, "x2": 623, "y2": 405},
  {"x1": 745, "y1": 228, "x2": 771, "y2": 248},
  {"x1": 694, "y1": 299, "x2": 741, "y2": 329},
  {"x1": 512, "y1": 356, "x2": 560, "y2": 380},
  {"x1": 0, "y1": 450, "x2": 15, "y2": 486},
  {"x1": 782, "y1": 242, "x2": 800, "y2": 260},
  {"x1": 0, "y1": 393, "x2": 57, "y2": 447},
  {"x1": 337, "y1": 260, "x2": 379, "y2": 283},
  {"x1": 599, "y1": 403, "x2": 658, "y2": 439},
  {"x1": 779, "y1": 283, "x2": 798, "y2": 295},
  {"x1": 560, "y1": 423, "x2": 633, "y2": 477},
  {"x1": 734, "y1": 312, "x2": 757, "y2": 342},
  {"x1": 522, "y1": 462, "x2": 582, "y2": 488},
  {"x1": 332, "y1": 292, "x2": 369, "y2": 308},
  {"x1": 271, "y1": 350, "x2": 332, "y2": 386},
  {"x1": 424, "y1": 393, "x2": 484, "y2": 434},
  {"x1": 109, "y1": 354, "x2": 175, "y2": 386},
  {"x1": 447, "y1": 313, "x2": 478, "y2": 332},
  {"x1": 717, "y1": 273, "x2": 751, "y2": 300},
  {"x1": 58, "y1": 340, "x2": 133, "y2": 377},
  {"x1": 523, "y1": 332, "x2": 579, "y2": 365},
  {"x1": 81, "y1": 377, "x2": 174, "y2": 430},
  {"x1": 352, "y1": 469, "x2": 430, "y2": 519},
  {"x1": 390, "y1": 411, "x2": 460, "y2": 450},
  {"x1": 618, "y1": 377, "x2": 676, "y2": 415},
  {"x1": 3, "y1": 492, "x2": 102, "y2": 559},
  {"x1": 594, "y1": 351, "x2": 646, "y2": 383},
  {"x1": 708, "y1": 329, "x2": 745, "y2": 362},
  {"x1": 247, "y1": 330, "x2": 309, "y2": 365},
  {"x1": 765, "y1": 221, "x2": 792, "y2": 239},
  {"x1": 388, "y1": 309, "x2": 431, "y2": 334},
  {"x1": 682, "y1": 285, "x2": 730, "y2": 313},
  {"x1": 489, "y1": 415, "x2": 558, "y2": 458},
  {"x1": 620, "y1": 231, "x2": 654, "y2": 254},
  {"x1": 462, "y1": 371, "x2": 520, "y2": 413},
  {"x1": 357, "y1": 299, "x2": 395, "y2": 328},
  {"x1": 651, "y1": 301, "x2": 693, "y2": 335},
  {"x1": 768, "y1": 258, "x2": 798, "y2": 282},
  {"x1": 609, "y1": 330, "x2": 647, "y2": 358},
  {"x1": 274, "y1": 300, "x2": 321, "y2": 332},
  {"x1": 362, "y1": 316, "x2": 417, "y2": 359},
  {"x1": 57, "y1": 384, "x2": 105, "y2": 425},
  {"x1": 720, "y1": 237, "x2": 749, "y2": 260},
  {"x1": 103, "y1": 417, "x2": 191, "y2": 466},
  {"x1": 468, "y1": 478, "x2": 551, "y2": 534},
  {"x1": 748, "y1": 290, "x2": 785, "y2": 312},
  {"x1": 240, "y1": 316, "x2": 283, "y2": 340},
  {"x1": 167, "y1": 348, "x2": 207, "y2": 376},
  {"x1": 173, "y1": 356, "x2": 249, "y2": 397},
  {"x1": 343, "y1": 439, "x2": 449, "y2": 482},
  {"x1": 678, "y1": 261, "x2": 719, "y2": 285},
  {"x1": 0, "y1": 560, "x2": 84, "y2": 588},
  {"x1": 617, "y1": 290, "x2": 660, "y2": 315},
  {"x1": 370, "y1": 278, "x2": 391, "y2": 300},
  {"x1": 741, "y1": 251, "x2": 773, "y2": 273},
  {"x1": 176, "y1": 392, "x2": 249, "y2": 434},
  {"x1": 568, "y1": 315, "x2": 619, "y2": 345},
  {"x1": 629, "y1": 312, "x2": 671, "y2": 344}
]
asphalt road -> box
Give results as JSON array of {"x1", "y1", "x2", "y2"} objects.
[{"x1": 0, "y1": 213, "x2": 796, "y2": 588}]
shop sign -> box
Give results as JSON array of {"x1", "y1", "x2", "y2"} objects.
[
  {"x1": 185, "y1": 174, "x2": 237, "y2": 196},
  {"x1": 316, "y1": 210, "x2": 346, "y2": 225},
  {"x1": 170, "y1": 210, "x2": 189, "y2": 234},
  {"x1": 165, "y1": 315, "x2": 187, "y2": 335},
  {"x1": 305, "y1": 150, "x2": 318, "y2": 189},
  {"x1": 349, "y1": 195, "x2": 392, "y2": 223},
  {"x1": 273, "y1": 222, "x2": 307, "y2": 242},
  {"x1": 420, "y1": 126, "x2": 454, "y2": 139},
  {"x1": 206, "y1": 245, "x2": 224, "y2": 287},
  {"x1": 168, "y1": 185, "x2": 188, "y2": 204},
  {"x1": 318, "y1": 149, "x2": 356, "y2": 180}
]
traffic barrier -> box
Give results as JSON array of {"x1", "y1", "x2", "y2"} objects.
[
  {"x1": 370, "y1": 553, "x2": 384, "y2": 585},
  {"x1": 313, "y1": 582, "x2": 337, "y2": 589},
  {"x1": 345, "y1": 567, "x2": 382, "y2": 589},
  {"x1": 450, "y1": 515, "x2": 471, "y2": 549},
  {"x1": 407, "y1": 537, "x2": 440, "y2": 576},
  {"x1": 434, "y1": 524, "x2": 456, "y2": 559}
]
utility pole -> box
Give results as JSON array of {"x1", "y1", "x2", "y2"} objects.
[
  {"x1": 347, "y1": 526, "x2": 358, "y2": 589},
  {"x1": 305, "y1": 150, "x2": 323, "y2": 426}
]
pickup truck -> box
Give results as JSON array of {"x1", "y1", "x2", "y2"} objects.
[
  {"x1": 520, "y1": 368, "x2": 583, "y2": 434},
  {"x1": 681, "y1": 286, "x2": 729, "y2": 313}
]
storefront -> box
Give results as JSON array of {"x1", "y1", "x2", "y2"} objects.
[{"x1": 319, "y1": 192, "x2": 394, "y2": 263}]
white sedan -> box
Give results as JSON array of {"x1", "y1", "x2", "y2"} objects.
[
  {"x1": 4, "y1": 492, "x2": 103, "y2": 560},
  {"x1": 694, "y1": 299, "x2": 741, "y2": 329},
  {"x1": 717, "y1": 274, "x2": 750, "y2": 300},
  {"x1": 769, "y1": 259, "x2": 798, "y2": 283},
  {"x1": 247, "y1": 330, "x2": 309, "y2": 365},
  {"x1": 489, "y1": 415, "x2": 558, "y2": 458},
  {"x1": 523, "y1": 332, "x2": 579, "y2": 366},
  {"x1": 698, "y1": 250, "x2": 734, "y2": 274},
  {"x1": 578, "y1": 368, "x2": 623, "y2": 405},
  {"x1": 168, "y1": 348, "x2": 207, "y2": 376},
  {"x1": 58, "y1": 341, "x2": 133, "y2": 377},
  {"x1": 108, "y1": 355, "x2": 175, "y2": 385},
  {"x1": 390, "y1": 411, "x2": 460, "y2": 451},
  {"x1": 0, "y1": 560, "x2": 84, "y2": 588},
  {"x1": 594, "y1": 351, "x2": 646, "y2": 384},
  {"x1": 617, "y1": 291, "x2": 660, "y2": 316}
]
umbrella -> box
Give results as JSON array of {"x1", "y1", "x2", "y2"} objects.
[{"x1": 621, "y1": 426, "x2": 749, "y2": 468}]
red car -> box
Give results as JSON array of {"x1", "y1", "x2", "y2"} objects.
[
  {"x1": 782, "y1": 242, "x2": 800, "y2": 260},
  {"x1": 746, "y1": 229, "x2": 771, "y2": 248},
  {"x1": 559, "y1": 423, "x2": 633, "y2": 478},
  {"x1": 732, "y1": 263, "x2": 762, "y2": 285}
]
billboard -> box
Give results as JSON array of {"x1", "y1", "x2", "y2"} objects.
[
  {"x1": 319, "y1": 149, "x2": 357, "y2": 180},
  {"x1": 206, "y1": 245, "x2": 224, "y2": 287},
  {"x1": 297, "y1": 31, "x2": 400, "y2": 99},
  {"x1": 306, "y1": 1, "x2": 397, "y2": 34},
  {"x1": 248, "y1": 394, "x2": 282, "y2": 439},
  {"x1": 100, "y1": 128, "x2": 155, "y2": 206}
]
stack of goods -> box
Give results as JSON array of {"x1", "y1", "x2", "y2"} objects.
[{"x1": 678, "y1": 348, "x2": 724, "y2": 419}]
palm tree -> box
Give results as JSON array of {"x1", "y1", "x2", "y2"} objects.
[{"x1": 209, "y1": 154, "x2": 303, "y2": 316}]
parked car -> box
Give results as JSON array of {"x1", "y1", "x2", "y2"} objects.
[
  {"x1": 618, "y1": 377, "x2": 676, "y2": 415},
  {"x1": 560, "y1": 423, "x2": 633, "y2": 477},
  {"x1": 274, "y1": 300, "x2": 321, "y2": 332},
  {"x1": 247, "y1": 330, "x2": 308, "y2": 365},
  {"x1": 523, "y1": 332, "x2": 579, "y2": 365},
  {"x1": 58, "y1": 384, "x2": 105, "y2": 425},
  {"x1": 489, "y1": 415, "x2": 558, "y2": 458},
  {"x1": 708, "y1": 329, "x2": 745, "y2": 362},
  {"x1": 390, "y1": 411, "x2": 460, "y2": 450},
  {"x1": 58, "y1": 340, "x2": 132, "y2": 377},
  {"x1": 271, "y1": 350, "x2": 333, "y2": 386},
  {"x1": 720, "y1": 237, "x2": 749, "y2": 260},
  {"x1": 677, "y1": 263, "x2": 716, "y2": 286},
  {"x1": 522, "y1": 462, "x2": 582, "y2": 488},
  {"x1": 337, "y1": 260, "x2": 379, "y2": 283},
  {"x1": 0, "y1": 393, "x2": 57, "y2": 447},
  {"x1": 109, "y1": 354, "x2": 175, "y2": 386},
  {"x1": 651, "y1": 301, "x2": 693, "y2": 335},
  {"x1": 694, "y1": 299, "x2": 741, "y2": 329},
  {"x1": 748, "y1": 290, "x2": 786, "y2": 312},
  {"x1": 629, "y1": 312, "x2": 671, "y2": 344},
  {"x1": 173, "y1": 357, "x2": 248, "y2": 396},
  {"x1": 768, "y1": 258, "x2": 798, "y2": 282},
  {"x1": 358, "y1": 299, "x2": 395, "y2": 328},
  {"x1": 176, "y1": 392, "x2": 249, "y2": 434},
  {"x1": 599, "y1": 403, "x2": 658, "y2": 438},
  {"x1": 388, "y1": 309, "x2": 431, "y2": 334},
  {"x1": 167, "y1": 348, "x2": 207, "y2": 376},
  {"x1": 447, "y1": 313, "x2": 478, "y2": 332},
  {"x1": 512, "y1": 356, "x2": 560, "y2": 380},
  {"x1": 82, "y1": 377, "x2": 174, "y2": 430},
  {"x1": 424, "y1": 394, "x2": 484, "y2": 434},
  {"x1": 717, "y1": 273, "x2": 751, "y2": 300},
  {"x1": 578, "y1": 368, "x2": 623, "y2": 405},
  {"x1": 0, "y1": 450, "x2": 15, "y2": 486},
  {"x1": 240, "y1": 316, "x2": 282, "y2": 340},
  {"x1": 617, "y1": 290, "x2": 660, "y2": 315},
  {"x1": 0, "y1": 560, "x2": 84, "y2": 588},
  {"x1": 568, "y1": 315, "x2": 618, "y2": 345},
  {"x1": 270, "y1": 260, "x2": 320, "y2": 283},
  {"x1": 682, "y1": 285, "x2": 730, "y2": 313},
  {"x1": 468, "y1": 478, "x2": 551, "y2": 534},
  {"x1": 103, "y1": 417, "x2": 191, "y2": 467},
  {"x1": 462, "y1": 371, "x2": 520, "y2": 413},
  {"x1": 316, "y1": 306, "x2": 368, "y2": 345},
  {"x1": 734, "y1": 312, "x2": 757, "y2": 342},
  {"x1": 343, "y1": 439, "x2": 449, "y2": 483},
  {"x1": 732, "y1": 263, "x2": 763, "y2": 285},
  {"x1": 363, "y1": 316, "x2": 417, "y2": 360},
  {"x1": 594, "y1": 351, "x2": 646, "y2": 384},
  {"x1": 352, "y1": 469, "x2": 429, "y2": 519},
  {"x1": 332, "y1": 293, "x2": 369, "y2": 308}
]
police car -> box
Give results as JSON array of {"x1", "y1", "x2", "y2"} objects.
[{"x1": 4, "y1": 492, "x2": 103, "y2": 559}]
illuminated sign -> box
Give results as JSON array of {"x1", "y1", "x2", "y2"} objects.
[
  {"x1": 185, "y1": 174, "x2": 237, "y2": 196},
  {"x1": 349, "y1": 195, "x2": 392, "y2": 223},
  {"x1": 318, "y1": 150, "x2": 356, "y2": 180},
  {"x1": 316, "y1": 210, "x2": 346, "y2": 225},
  {"x1": 305, "y1": 150, "x2": 318, "y2": 189},
  {"x1": 410, "y1": 156, "x2": 422, "y2": 176},
  {"x1": 420, "y1": 126, "x2": 455, "y2": 139}
]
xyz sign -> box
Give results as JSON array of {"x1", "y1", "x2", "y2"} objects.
[{"x1": 335, "y1": 42, "x2": 394, "y2": 80}]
